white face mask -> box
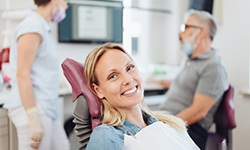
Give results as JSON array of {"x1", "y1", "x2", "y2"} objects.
[
  {"x1": 181, "y1": 30, "x2": 200, "y2": 56},
  {"x1": 52, "y1": 7, "x2": 66, "y2": 23}
]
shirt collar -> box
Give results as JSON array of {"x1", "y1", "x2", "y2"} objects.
[
  {"x1": 30, "y1": 10, "x2": 52, "y2": 33},
  {"x1": 189, "y1": 48, "x2": 216, "y2": 60},
  {"x1": 116, "y1": 112, "x2": 158, "y2": 135}
]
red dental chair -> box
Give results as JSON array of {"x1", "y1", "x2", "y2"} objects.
[
  {"x1": 206, "y1": 84, "x2": 236, "y2": 150},
  {"x1": 61, "y1": 58, "x2": 101, "y2": 149}
]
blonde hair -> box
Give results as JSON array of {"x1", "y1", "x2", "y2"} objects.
[{"x1": 84, "y1": 43, "x2": 186, "y2": 130}]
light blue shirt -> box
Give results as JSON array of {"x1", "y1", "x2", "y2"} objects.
[
  {"x1": 86, "y1": 113, "x2": 157, "y2": 150},
  {"x1": 4, "y1": 10, "x2": 60, "y2": 119}
]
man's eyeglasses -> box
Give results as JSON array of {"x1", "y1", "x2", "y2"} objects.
[{"x1": 180, "y1": 24, "x2": 201, "y2": 32}]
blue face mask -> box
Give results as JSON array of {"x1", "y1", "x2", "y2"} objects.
[
  {"x1": 181, "y1": 41, "x2": 196, "y2": 56},
  {"x1": 181, "y1": 30, "x2": 200, "y2": 56}
]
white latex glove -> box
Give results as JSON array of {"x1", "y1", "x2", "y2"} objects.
[{"x1": 26, "y1": 107, "x2": 44, "y2": 149}]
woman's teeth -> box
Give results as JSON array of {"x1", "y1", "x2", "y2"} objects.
[{"x1": 123, "y1": 87, "x2": 137, "y2": 95}]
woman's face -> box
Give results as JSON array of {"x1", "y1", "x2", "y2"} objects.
[
  {"x1": 52, "y1": 0, "x2": 68, "y2": 10},
  {"x1": 59, "y1": 0, "x2": 68, "y2": 10},
  {"x1": 92, "y1": 49, "x2": 144, "y2": 109}
]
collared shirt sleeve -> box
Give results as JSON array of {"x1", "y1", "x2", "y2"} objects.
[{"x1": 196, "y1": 62, "x2": 228, "y2": 101}]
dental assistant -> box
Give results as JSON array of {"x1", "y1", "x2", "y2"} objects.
[{"x1": 4, "y1": 0, "x2": 70, "y2": 149}]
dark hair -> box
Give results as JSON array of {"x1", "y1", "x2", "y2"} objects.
[{"x1": 34, "y1": 0, "x2": 51, "y2": 6}]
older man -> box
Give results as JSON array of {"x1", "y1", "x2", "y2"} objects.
[{"x1": 160, "y1": 10, "x2": 229, "y2": 150}]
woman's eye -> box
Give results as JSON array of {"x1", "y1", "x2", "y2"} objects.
[
  {"x1": 108, "y1": 73, "x2": 117, "y2": 80},
  {"x1": 127, "y1": 65, "x2": 135, "y2": 71}
]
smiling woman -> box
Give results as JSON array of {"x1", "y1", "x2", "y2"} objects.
[{"x1": 83, "y1": 42, "x2": 200, "y2": 150}]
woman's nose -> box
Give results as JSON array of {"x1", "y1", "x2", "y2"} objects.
[{"x1": 122, "y1": 73, "x2": 133, "y2": 85}]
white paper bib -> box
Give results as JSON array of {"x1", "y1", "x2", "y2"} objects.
[{"x1": 124, "y1": 121, "x2": 200, "y2": 150}]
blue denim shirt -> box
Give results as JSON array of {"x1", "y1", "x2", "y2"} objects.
[{"x1": 86, "y1": 113, "x2": 157, "y2": 150}]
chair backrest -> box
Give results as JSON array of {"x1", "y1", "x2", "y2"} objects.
[
  {"x1": 0, "y1": 47, "x2": 10, "y2": 71},
  {"x1": 61, "y1": 58, "x2": 101, "y2": 129},
  {"x1": 206, "y1": 84, "x2": 236, "y2": 150},
  {"x1": 214, "y1": 84, "x2": 236, "y2": 129}
]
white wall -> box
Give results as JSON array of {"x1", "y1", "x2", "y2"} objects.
[{"x1": 213, "y1": 0, "x2": 250, "y2": 149}]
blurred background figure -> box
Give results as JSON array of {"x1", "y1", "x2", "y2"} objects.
[
  {"x1": 159, "y1": 10, "x2": 229, "y2": 150},
  {"x1": 3, "y1": 0, "x2": 70, "y2": 149}
]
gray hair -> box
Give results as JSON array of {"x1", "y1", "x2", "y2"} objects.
[{"x1": 184, "y1": 9, "x2": 218, "y2": 41}]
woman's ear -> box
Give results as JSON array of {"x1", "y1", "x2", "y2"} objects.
[{"x1": 92, "y1": 83, "x2": 105, "y2": 99}]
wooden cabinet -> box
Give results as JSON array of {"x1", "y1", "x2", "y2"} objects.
[
  {"x1": 0, "y1": 108, "x2": 9, "y2": 150},
  {"x1": 0, "y1": 108, "x2": 17, "y2": 150}
]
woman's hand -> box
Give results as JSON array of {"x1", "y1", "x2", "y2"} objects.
[
  {"x1": 159, "y1": 80, "x2": 172, "y2": 89},
  {"x1": 147, "y1": 77, "x2": 172, "y2": 89},
  {"x1": 26, "y1": 107, "x2": 44, "y2": 149}
]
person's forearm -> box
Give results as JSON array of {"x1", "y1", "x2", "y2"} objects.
[
  {"x1": 176, "y1": 106, "x2": 206, "y2": 125},
  {"x1": 176, "y1": 94, "x2": 215, "y2": 125},
  {"x1": 17, "y1": 74, "x2": 36, "y2": 110}
]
